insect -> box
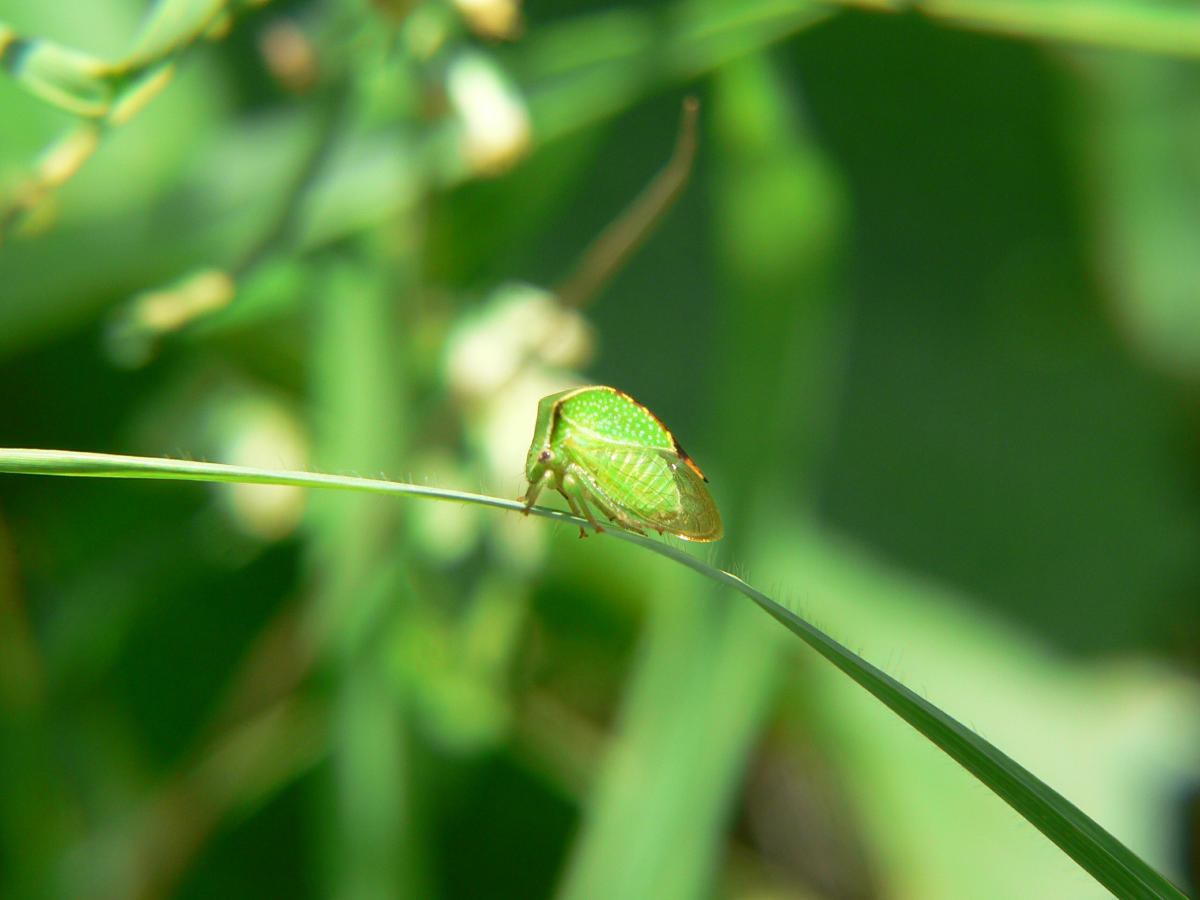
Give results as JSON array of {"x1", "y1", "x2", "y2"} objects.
[{"x1": 521, "y1": 385, "x2": 723, "y2": 541}]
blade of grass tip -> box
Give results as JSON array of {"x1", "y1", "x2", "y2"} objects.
[
  {"x1": 627, "y1": 536, "x2": 1189, "y2": 900},
  {"x1": 0, "y1": 447, "x2": 1186, "y2": 900}
]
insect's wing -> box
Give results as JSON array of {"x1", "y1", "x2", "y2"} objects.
[
  {"x1": 664, "y1": 453, "x2": 723, "y2": 541},
  {"x1": 565, "y1": 439, "x2": 723, "y2": 541}
]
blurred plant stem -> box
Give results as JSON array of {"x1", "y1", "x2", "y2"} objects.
[
  {"x1": 0, "y1": 517, "x2": 74, "y2": 899},
  {"x1": 307, "y1": 247, "x2": 426, "y2": 898},
  {"x1": 555, "y1": 97, "x2": 699, "y2": 311},
  {"x1": 233, "y1": 81, "x2": 352, "y2": 277},
  {"x1": 1065, "y1": 52, "x2": 1200, "y2": 383},
  {"x1": 123, "y1": 696, "x2": 326, "y2": 900},
  {"x1": 3, "y1": 577, "x2": 325, "y2": 899}
]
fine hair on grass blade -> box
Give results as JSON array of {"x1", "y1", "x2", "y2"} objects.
[{"x1": 0, "y1": 448, "x2": 1187, "y2": 900}]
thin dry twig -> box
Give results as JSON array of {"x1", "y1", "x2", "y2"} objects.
[{"x1": 555, "y1": 97, "x2": 700, "y2": 310}]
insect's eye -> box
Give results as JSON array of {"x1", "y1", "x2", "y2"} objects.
[{"x1": 538, "y1": 450, "x2": 551, "y2": 462}]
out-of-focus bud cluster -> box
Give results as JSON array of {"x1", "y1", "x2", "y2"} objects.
[
  {"x1": 259, "y1": 19, "x2": 319, "y2": 95},
  {"x1": 444, "y1": 283, "x2": 593, "y2": 565},
  {"x1": 369, "y1": 0, "x2": 418, "y2": 22},
  {"x1": 406, "y1": 449, "x2": 483, "y2": 565},
  {"x1": 214, "y1": 396, "x2": 310, "y2": 542},
  {"x1": 135, "y1": 269, "x2": 236, "y2": 333},
  {"x1": 446, "y1": 283, "x2": 592, "y2": 400},
  {"x1": 454, "y1": 0, "x2": 522, "y2": 41},
  {"x1": 129, "y1": 375, "x2": 311, "y2": 545},
  {"x1": 445, "y1": 49, "x2": 531, "y2": 176},
  {"x1": 105, "y1": 269, "x2": 236, "y2": 368}
]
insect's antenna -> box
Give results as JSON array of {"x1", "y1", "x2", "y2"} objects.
[{"x1": 555, "y1": 96, "x2": 700, "y2": 311}]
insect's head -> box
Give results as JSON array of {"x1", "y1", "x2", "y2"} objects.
[{"x1": 525, "y1": 443, "x2": 557, "y2": 482}]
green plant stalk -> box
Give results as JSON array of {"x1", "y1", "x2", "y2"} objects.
[
  {"x1": 308, "y1": 257, "x2": 422, "y2": 899},
  {"x1": 0, "y1": 448, "x2": 1186, "y2": 900}
]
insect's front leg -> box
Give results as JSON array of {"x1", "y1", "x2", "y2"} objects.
[{"x1": 521, "y1": 470, "x2": 551, "y2": 513}]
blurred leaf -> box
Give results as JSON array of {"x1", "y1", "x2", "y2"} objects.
[
  {"x1": 1069, "y1": 53, "x2": 1200, "y2": 381},
  {"x1": 307, "y1": 258, "x2": 422, "y2": 898}
]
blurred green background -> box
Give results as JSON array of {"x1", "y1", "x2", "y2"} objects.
[{"x1": 2, "y1": 0, "x2": 1199, "y2": 898}]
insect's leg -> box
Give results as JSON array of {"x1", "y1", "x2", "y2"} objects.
[
  {"x1": 564, "y1": 493, "x2": 599, "y2": 538},
  {"x1": 561, "y1": 471, "x2": 604, "y2": 537},
  {"x1": 521, "y1": 471, "x2": 550, "y2": 513},
  {"x1": 577, "y1": 477, "x2": 647, "y2": 537}
]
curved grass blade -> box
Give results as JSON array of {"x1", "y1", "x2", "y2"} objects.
[{"x1": 0, "y1": 447, "x2": 1187, "y2": 900}]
